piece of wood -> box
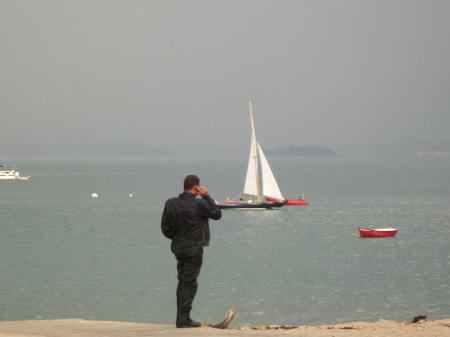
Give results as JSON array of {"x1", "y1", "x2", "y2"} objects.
[
  {"x1": 410, "y1": 315, "x2": 427, "y2": 323},
  {"x1": 201, "y1": 308, "x2": 236, "y2": 329}
]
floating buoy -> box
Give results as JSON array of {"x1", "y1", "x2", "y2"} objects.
[
  {"x1": 129, "y1": 193, "x2": 133, "y2": 198},
  {"x1": 91, "y1": 193, "x2": 99, "y2": 198}
]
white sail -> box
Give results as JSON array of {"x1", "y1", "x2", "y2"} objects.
[
  {"x1": 243, "y1": 135, "x2": 258, "y2": 197},
  {"x1": 257, "y1": 142, "x2": 284, "y2": 200}
]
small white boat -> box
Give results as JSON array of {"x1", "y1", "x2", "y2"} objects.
[{"x1": 0, "y1": 163, "x2": 30, "y2": 181}]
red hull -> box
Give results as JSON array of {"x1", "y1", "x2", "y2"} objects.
[
  {"x1": 266, "y1": 196, "x2": 309, "y2": 206},
  {"x1": 359, "y1": 228, "x2": 397, "y2": 238},
  {"x1": 286, "y1": 199, "x2": 309, "y2": 206}
]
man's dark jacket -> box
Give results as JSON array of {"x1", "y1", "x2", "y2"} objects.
[{"x1": 161, "y1": 193, "x2": 222, "y2": 251}]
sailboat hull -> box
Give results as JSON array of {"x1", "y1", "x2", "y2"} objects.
[{"x1": 218, "y1": 201, "x2": 285, "y2": 210}]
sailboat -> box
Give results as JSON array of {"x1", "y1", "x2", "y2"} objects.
[{"x1": 218, "y1": 99, "x2": 285, "y2": 210}]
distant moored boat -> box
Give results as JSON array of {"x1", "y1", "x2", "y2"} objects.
[
  {"x1": 0, "y1": 163, "x2": 30, "y2": 181},
  {"x1": 266, "y1": 196, "x2": 310, "y2": 206}
]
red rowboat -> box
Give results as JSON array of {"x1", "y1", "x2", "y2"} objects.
[
  {"x1": 358, "y1": 228, "x2": 398, "y2": 238},
  {"x1": 266, "y1": 196, "x2": 310, "y2": 206}
]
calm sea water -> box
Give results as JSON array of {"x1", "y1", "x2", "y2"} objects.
[{"x1": 0, "y1": 157, "x2": 449, "y2": 326}]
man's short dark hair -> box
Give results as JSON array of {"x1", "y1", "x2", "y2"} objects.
[{"x1": 184, "y1": 175, "x2": 200, "y2": 190}]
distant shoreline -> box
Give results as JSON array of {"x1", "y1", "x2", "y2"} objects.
[
  {"x1": 0, "y1": 318, "x2": 449, "y2": 337},
  {"x1": 265, "y1": 145, "x2": 336, "y2": 157},
  {"x1": 416, "y1": 151, "x2": 450, "y2": 157},
  {"x1": 4, "y1": 153, "x2": 447, "y2": 160}
]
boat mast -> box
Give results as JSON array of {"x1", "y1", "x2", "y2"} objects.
[{"x1": 248, "y1": 98, "x2": 262, "y2": 202}]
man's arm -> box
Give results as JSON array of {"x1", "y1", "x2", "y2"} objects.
[
  {"x1": 200, "y1": 195, "x2": 222, "y2": 220},
  {"x1": 196, "y1": 185, "x2": 222, "y2": 220},
  {"x1": 161, "y1": 201, "x2": 174, "y2": 239}
]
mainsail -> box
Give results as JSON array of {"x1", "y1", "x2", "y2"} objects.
[{"x1": 243, "y1": 135, "x2": 258, "y2": 198}]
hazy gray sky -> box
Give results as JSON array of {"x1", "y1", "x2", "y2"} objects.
[{"x1": 1, "y1": 0, "x2": 449, "y2": 155}]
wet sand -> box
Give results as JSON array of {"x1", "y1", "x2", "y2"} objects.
[{"x1": 0, "y1": 318, "x2": 449, "y2": 337}]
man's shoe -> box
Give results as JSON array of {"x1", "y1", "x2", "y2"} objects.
[{"x1": 176, "y1": 320, "x2": 201, "y2": 328}]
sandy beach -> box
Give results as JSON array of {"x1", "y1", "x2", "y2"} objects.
[{"x1": 0, "y1": 318, "x2": 449, "y2": 337}]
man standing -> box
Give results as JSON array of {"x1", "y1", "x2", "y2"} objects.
[{"x1": 161, "y1": 175, "x2": 222, "y2": 328}]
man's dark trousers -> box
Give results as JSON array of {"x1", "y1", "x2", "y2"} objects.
[{"x1": 172, "y1": 245, "x2": 203, "y2": 324}]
